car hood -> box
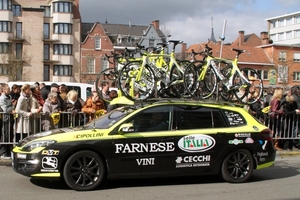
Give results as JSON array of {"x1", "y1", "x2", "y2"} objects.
[{"x1": 17, "y1": 127, "x2": 108, "y2": 147}]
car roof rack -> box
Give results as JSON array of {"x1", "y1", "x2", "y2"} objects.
[{"x1": 132, "y1": 98, "x2": 245, "y2": 108}]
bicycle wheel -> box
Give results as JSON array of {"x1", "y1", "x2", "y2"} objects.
[
  {"x1": 183, "y1": 61, "x2": 217, "y2": 100},
  {"x1": 169, "y1": 60, "x2": 191, "y2": 98},
  {"x1": 95, "y1": 68, "x2": 119, "y2": 103},
  {"x1": 231, "y1": 68, "x2": 263, "y2": 105},
  {"x1": 219, "y1": 64, "x2": 236, "y2": 103},
  {"x1": 118, "y1": 61, "x2": 156, "y2": 101}
]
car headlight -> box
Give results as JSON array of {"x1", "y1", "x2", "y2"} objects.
[{"x1": 22, "y1": 140, "x2": 57, "y2": 152}]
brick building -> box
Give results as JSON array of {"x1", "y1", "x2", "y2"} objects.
[{"x1": 0, "y1": 0, "x2": 81, "y2": 83}]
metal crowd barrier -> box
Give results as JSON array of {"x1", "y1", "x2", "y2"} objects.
[
  {"x1": 0, "y1": 112, "x2": 87, "y2": 145},
  {"x1": 262, "y1": 113, "x2": 300, "y2": 140},
  {"x1": 1, "y1": 111, "x2": 300, "y2": 146}
]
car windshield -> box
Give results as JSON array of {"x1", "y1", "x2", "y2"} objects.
[{"x1": 84, "y1": 106, "x2": 135, "y2": 129}]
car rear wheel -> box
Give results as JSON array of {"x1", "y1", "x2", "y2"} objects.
[
  {"x1": 221, "y1": 149, "x2": 254, "y2": 183},
  {"x1": 63, "y1": 150, "x2": 105, "y2": 191}
]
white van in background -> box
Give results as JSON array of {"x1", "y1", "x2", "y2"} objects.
[{"x1": 7, "y1": 81, "x2": 93, "y2": 101}]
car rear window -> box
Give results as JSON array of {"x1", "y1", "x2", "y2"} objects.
[
  {"x1": 175, "y1": 106, "x2": 227, "y2": 130},
  {"x1": 223, "y1": 110, "x2": 246, "y2": 127}
]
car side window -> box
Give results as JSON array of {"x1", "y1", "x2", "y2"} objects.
[
  {"x1": 125, "y1": 106, "x2": 172, "y2": 132},
  {"x1": 174, "y1": 106, "x2": 227, "y2": 130}
]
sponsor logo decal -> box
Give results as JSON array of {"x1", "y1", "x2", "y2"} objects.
[
  {"x1": 41, "y1": 149, "x2": 59, "y2": 155},
  {"x1": 259, "y1": 157, "x2": 266, "y2": 162},
  {"x1": 257, "y1": 151, "x2": 268, "y2": 157},
  {"x1": 235, "y1": 133, "x2": 251, "y2": 138},
  {"x1": 136, "y1": 158, "x2": 155, "y2": 165},
  {"x1": 178, "y1": 134, "x2": 215, "y2": 153},
  {"x1": 228, "y1": 139, "x2": 243, "y2": 145},
  {"x1": 258, "y1": 140, "x2": 267, "y2": 150},
  {"x1": 74, "y1": 132, "x2": 104, "y2": 139},
  {"x1": 175, "y1": 155, "x2": 210, "y2": 168},
  {"x1": 41, "y1": 156, "x2": 58, "y2": 172},
  {"x1": 115, "y1": 142, "x2": 175, "y2": 153},
  {"x1": 245, "y1": 138, "x2": 254, "y2": 144}
]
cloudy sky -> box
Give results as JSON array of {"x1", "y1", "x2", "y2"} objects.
[{"x1": 79, "y1": 0, "x2": 300, "y2": 48}]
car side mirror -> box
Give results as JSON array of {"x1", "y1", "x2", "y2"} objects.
[{"x1": 118, "y1": 123, "x2": 135, "y2": 134}]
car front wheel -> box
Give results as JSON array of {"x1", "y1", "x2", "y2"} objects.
[
  {"x1": 63, "y1": 150, "x2": 105, "y2": 191},
  {"x1": 221, "y1": 149, "x2": 254, "y2": 183}
]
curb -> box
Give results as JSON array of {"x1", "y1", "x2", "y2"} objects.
[
  {"x1": 276, "y1": 151, "x2": 300, "y2": 158},
  {"x1": 1, "y1": 151, "x2": 300, "y2": 167}
]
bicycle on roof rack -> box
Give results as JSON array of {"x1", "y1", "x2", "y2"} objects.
[
  {"x1": 95, "y1": 48, "x2": 139, "y2": 103},
  {"x1": 118, "y1": 40, "x2": 191, "y2": 101},
  {"x1": 183, "y1": 43, "x2": 263, "y2": 105}
]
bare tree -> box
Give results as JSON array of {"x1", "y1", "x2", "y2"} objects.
[
  {"x1": 0, "y1": 50, "x2": 31, "y2": 81},
  {"x1": 275, "y1": 51, "x2": 294, "y2": 91}
]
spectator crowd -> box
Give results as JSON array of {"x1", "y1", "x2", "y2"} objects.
[{"x1": 0, "y1": 81, "x2": 118, "y2": 159}]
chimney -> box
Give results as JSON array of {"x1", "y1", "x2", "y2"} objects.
[
  {"x1": 152, "y1": 20, "x2": 160, "y2": 29},
  {"x1": 181, "y1": 43, "x2": 187, "y2": 60},
  {"x1": 239, "y1": 31, "x2": 244, "y2": 46},
  {"x1": 260, "y1": 31, "x2": 269, "y2": 45}
]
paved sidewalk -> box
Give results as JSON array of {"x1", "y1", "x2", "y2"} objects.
[{"x1": 1, "y1": 150, "x2": 300, "y2": 167}]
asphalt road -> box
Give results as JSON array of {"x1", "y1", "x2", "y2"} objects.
[{"x1": 0, "y1": 155, "x2": 300, "y2": 200}]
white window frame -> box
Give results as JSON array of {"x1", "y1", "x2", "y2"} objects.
[
  {"x1": 100, "y1": 57, "x2": 108, "y2": 71},
  {"x1": 95, "y1": 37, "x2": 101, "y2": 50},
  {"x1": 293, "y1": 72, "x2": 300, "y2": 81},
  {"x1": 87, "y1": 57, "x2": 95, "y2": 74},
  {"x1": 294, "y1": 52, "x2": 300, "y2": 62},
  {"x1": 279, "y1": 52, "x2": 286, "y2": 61}
]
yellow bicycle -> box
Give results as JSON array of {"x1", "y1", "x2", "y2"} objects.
[{"x1": 184, "y1": 44, "x2": 263, "y2": 105}]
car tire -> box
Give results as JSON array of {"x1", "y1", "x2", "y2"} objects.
[
  {"x1": 63, "y1": 150, "x2": 105, "y2": 191},
  {"x1": 221, "y1": 149, "x2": 254, "y2": 183}
]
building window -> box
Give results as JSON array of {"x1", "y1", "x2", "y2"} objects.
[
  {"x1": 279, "y1": 19, "x2": 284, "y2": 27},
  {"x1": 295, "y1": 30, "x2": 300, "y2": 38},
  {"x1": 286, "y1": 31, "x2": 292, "y2": 39},
  {"x1": 53, "y1": 2, "x2": 72, "y2": 13},
  {"x1": 41, "y1": 6, "x2": 50, "y2": 17},
  {"x1": 257, "y1": 70, "x2": 268, "y2": 80},
  {"x1": 127, "y1": 36, "x2": 131, "y2": 43},
  {"x1": 54, "y1": 23, "x2": 72, "y2": 34},
  {"x1": 278, "y1": 32, "x2": 284, "y2": 40},
  {"x1": 12, "y1": 4, "x2": 21, "y2": 16},
  {"x1": 0, "y1": 21, "x2": 12, "y2": 32},
  {"x1": 117, "y1": 35, "x2": 122, "y2": 44},
  {"x1": 0, "y1": 0, "x2": 11, "y2": 10},
  {"x1": 54, "y1": 65, "x2": 72, "y2": 76},
  {"x1": 294, "y1": 53, "x2": 300, "y2": 62},
  {"x1": 87, "y1": 57, "x2": 95, "y2": 74},
  {"x1": 296, "y1": 16, "x2": 300, "y2": 24},
  {"x1": 149, "y1": 39, "x2": 154, "y2": 47},
  {"x1": 278, "y1": 52, "x2": 286, "y2": 61},
  {"x1": 44, "y1": 44, "x2": 50, "y2": 60},
  {"x1": 0, "y1": 43, "x2": 9, "y2": 53},
  {"x1": 54, "y1": 44, "x2": 72, "y2": 55},
  {"x1": 100, "y1": 57, "x2": 108, "y2": 71},
  {"x1": 43, "y1": 23, "x2": 50, "y2": 39},
  {"x1": 286, "y1": 17, "x2": 292, "y2": 25},
  {"x1": 293, "y1": 72, "x2": 300, "y2": 81},
  {"x1": 44, "y1": 65, "x2": 50, "y2": 81},
  {"x1": 0, "y1": 64, "x2": 9, "y2": 74},
  {"x1": 16, "y1": 43, "x2": 22, "y2": 60},
  {"x1": 95, "y1": 37, "x2": 101, "y2": 50},
  {"x1": 16, "y1": 22, "x2": 22, "y2": 38}
]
